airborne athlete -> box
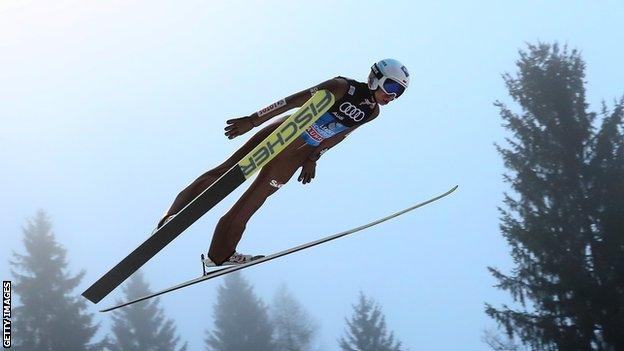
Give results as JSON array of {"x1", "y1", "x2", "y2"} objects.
[{"x1": 157, "y1": 59, "x2": 410, "y2": 266}]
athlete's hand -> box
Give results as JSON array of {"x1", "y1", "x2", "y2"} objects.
[
  {"x1": 298, "y1": 159, "x2": 316, "y2": 184},
  {"x1": 224, "y1": 116, "x2": 254, "y2": 139}
]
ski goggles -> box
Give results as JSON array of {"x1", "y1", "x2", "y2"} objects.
[
  {"x1": 378, "y1": 77, "x2": 406, "y2": 99},
  {"x1": 371, "y1": 64, "x2": 407, "y2": 99}
]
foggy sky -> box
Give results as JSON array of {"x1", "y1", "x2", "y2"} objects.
[{"x1": 1, "y1": 1, "x2": 622, "y2": 350}]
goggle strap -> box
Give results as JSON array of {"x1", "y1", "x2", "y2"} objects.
[{"x1": 371, "y1": 63, "x2": 384, "y2": 79}]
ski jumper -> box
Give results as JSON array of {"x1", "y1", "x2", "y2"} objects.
[{"x1": 171, "y1": 77, "x2": 379, "y2": 265}]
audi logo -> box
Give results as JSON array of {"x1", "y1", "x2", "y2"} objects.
[{"x1": 339, "y1": 102, "x2": 365, "y2": 122}]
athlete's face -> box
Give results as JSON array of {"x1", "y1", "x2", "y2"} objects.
[{"x1": 374, "y1": 89, "x2": 395, "y2": 105}]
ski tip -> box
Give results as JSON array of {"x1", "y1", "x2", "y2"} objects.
[
  {"x1": 446, "y1": 185, "x2": 459, "y2": 196},
  {"x1": 438, "y1": 185, "x2": 458, "y2": 197},
  {"x1": 100, "y1": 306, "x2": 120, "y2": 313}
]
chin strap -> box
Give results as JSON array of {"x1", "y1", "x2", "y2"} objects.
[{"x1": 369, "y1": 89, "x2": 378, "y2": 103}]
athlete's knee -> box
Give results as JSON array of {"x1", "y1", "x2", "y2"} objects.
[
  {"x1": 195, "y1": 168, "x2": 225, "y2": 185},
  {"x1": 243, "y1": 178, "x2": 282, "y2": 209},
  {"x1": 266, "y1": 178, "x2": 286, "y2": 194}
]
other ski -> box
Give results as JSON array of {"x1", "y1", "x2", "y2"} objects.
[
  {"x1": 100, "y1": 185, "x2": 458, "y2": 312},
  {"x1": 82, "y1": 90, "x2": 335, "y2": 304}
]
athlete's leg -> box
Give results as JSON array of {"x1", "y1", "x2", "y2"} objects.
[
  {"x1": 158, "y1": 117, "x2": 287, "y2": 227},
  {"x1": 207, "y1": 142, "x2": 313, "y2": 265}
]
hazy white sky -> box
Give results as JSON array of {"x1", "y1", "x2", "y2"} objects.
[{"x1": 1, "y1": 1, "x2": 622, "y2": 350}]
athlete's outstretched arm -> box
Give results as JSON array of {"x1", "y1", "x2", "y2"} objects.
[{"x1": 224, "y1": 78, "x2": 349, "y2": 139}]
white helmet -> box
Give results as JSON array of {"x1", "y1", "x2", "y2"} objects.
[{"x1": 368, "y1": 58, "x2": 410, "y2": 98}]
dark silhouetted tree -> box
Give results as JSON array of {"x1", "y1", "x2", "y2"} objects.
[
  {"x1": 487, "y1": 42, "x2": 624, "y2": 350},
  {"x1": 482, "y1": 328, "x2": 528, "y2": 351},
  {"x1": 204, "y1": 273, "x2": 274, "y2": 351},
  {"x1": 10, "y1": 210, "x2": 103, "y2": 350},
  {"x1": 270, "y1": 284, "x2": 318, "y2": 351},
  {"x1": 108, "y1": 270, "x2": 187, "y2": 351},
  {"x1": 339, "y1": 292, "x2": 402, "y2": 351}
]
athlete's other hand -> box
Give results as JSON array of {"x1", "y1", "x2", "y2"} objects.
[
  {"x1": 298, "y1": 160, "x2": 316, "y2": 184},
  {"x1": 224, "y1": 116, "x2": 254, "y2": 139}
]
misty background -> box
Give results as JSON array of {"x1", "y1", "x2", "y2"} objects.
[{"x1": 2, "y1": 1, "x2": 623, "y2": 350}]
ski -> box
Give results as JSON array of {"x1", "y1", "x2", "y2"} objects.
[
  {"x1": 82, "y1": 90, "x2": 335, "y2": 304},
  {"x1": 99, "y1": 185, "x2": 458, "y2": 312}
]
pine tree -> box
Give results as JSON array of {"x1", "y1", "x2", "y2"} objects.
[
  {"x1": 10, "y1": 210, "x2": 103, "y2": 350},
  {"x1": 270, "y1": 284, "x2": 317, "y2": 351},
  {"x1": 587, "y1": 101, "x2": 624, "y2": 348},
  {"x1": 338, "y1": 292, "x2": 402, "y2": 351},
  {"x1": 486, "y1": 43, "x2": 624, "y2": 350},
  {"x1": 204, "y1": 273, "x2": 274, "y2": 351},
  {"x1": 482, "y1": 328, "x2": 528, "y2": 351},
  {"x1": 108, "y1": 270, "x2": 187, "y2": 351}
]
